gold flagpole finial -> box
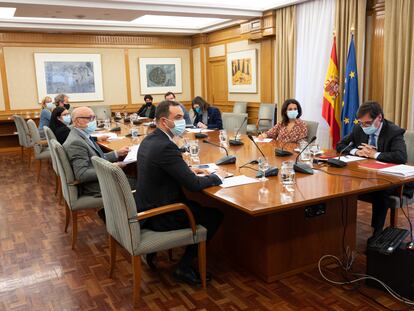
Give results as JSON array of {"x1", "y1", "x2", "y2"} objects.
[
  {"x1": 333, "y1": 30, "x2": 336, "y2": 37},
  {"x1": 350, "y1": 26, "x2": 355, "y2": 34}
]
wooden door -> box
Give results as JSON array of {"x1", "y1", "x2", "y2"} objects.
[{"x1": 207, "y1": 57, "x2": 228, "y2": 110}]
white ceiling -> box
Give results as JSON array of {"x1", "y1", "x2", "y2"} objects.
[{"x1": 0, "y1": 0, "x2": 308, "y2": 35}]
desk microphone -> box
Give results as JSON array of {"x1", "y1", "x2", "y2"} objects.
[
  {"x1": 327, "y1": 142, "x2": 354, "y2": 168},
  {"x1": 293, "y1": 136, "x2": 316, "y2": 175},
  {"x1": 247, "y1": 134, "x2": 266, "y2": 158},
  {"x1": 247, "y1": 135, "x2": 278, "y2": 177},
  {"x1": 202, "y1": 140, "x2": 236, "y2": 165},
  {"x1": 229, "y1": 117, "x2": 247, "y2": 146},
  {"x1": 195, "y1": 128, "x2": 208, "y2": 139},
  {"x1": 275, "y1": 140, "x2": 293, "y2": 157}
]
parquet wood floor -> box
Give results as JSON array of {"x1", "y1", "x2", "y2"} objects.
[{"x1": 0, "y1": 152, "x2": 413, "y2": 310}]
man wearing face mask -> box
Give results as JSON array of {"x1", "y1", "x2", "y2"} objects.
[
  {"x1": 135, "y1": 100, "x2": 226, "y2": 285},
  {"x1": 55, "y1": 93, "x2": 70, "y2": 110},
  {"x1": 63, "y1": 107, "x2": 129, "y2": 197},
  {"x1": 336, "y1": 101, "x2": 413, "y2": 236},
  {"x1": 137, "y1": 94, "x2": 156, "y2": 118}
]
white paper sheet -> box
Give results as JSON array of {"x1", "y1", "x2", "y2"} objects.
[
  {"x1": 253, "y1": 137, "x2": 273, "y2": 143},
  {"x1": 331, "y1": 155, "x2": 365, "y2": 163},
  {"x1": 186, "y1": 128, "x2": 214, "y2": 133},
  {"x1": 219, "y1": 175, "x2": 260, "y2": 188},
  {"x1": 379, "y1": 165, "x2": 414, "y2": 177},
  {"x1": 91, "y1": 132, "x2": 118, "y2": 140},
  {"x1": 123, "y1": 144, "x2": 140, "y2": 164}
]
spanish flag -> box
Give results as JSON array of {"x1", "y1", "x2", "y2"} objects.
[{"x1": 322, "y1": 36, "x2": 341, "y2": 148}]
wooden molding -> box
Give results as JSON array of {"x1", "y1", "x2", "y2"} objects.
[
  {"x1": 124, "y1": 49, "x2": 132, "y2": 106},
  {"x1": 0, "y1": 48, "x2": 10, "y2": 111},
  {"x1": 0, "y1": 32, "x2": 193, "y2": 48}
]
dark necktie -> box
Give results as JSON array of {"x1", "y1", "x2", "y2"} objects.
[
  {"x1": 89, "y1": 136, "x2": 105, "y2": 158},
  {"x1": 369, "y1": 134, "x2": 376, "y2": 147}
]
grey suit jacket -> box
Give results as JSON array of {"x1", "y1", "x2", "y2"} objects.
[{"x1": 63, "y1": 127, "x2": 118, "y2": 195}]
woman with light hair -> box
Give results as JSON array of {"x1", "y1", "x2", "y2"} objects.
[{"x1": 38, "y1": 96, "x2": 54, "y2": 138}]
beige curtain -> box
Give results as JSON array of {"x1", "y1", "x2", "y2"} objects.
[
  {"x1": 383, "y1": 0, "x2": 414, "y2": 129},
  {"x1": 335, "y1": 0, "x2": 366, "y2": 108},
  {"x1": 274, "y1": 5, "x2": 296, "y2": 114}
]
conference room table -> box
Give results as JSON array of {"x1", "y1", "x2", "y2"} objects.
[{"x1": 98, "y1": 121, "x2": 414, "y2": 282}]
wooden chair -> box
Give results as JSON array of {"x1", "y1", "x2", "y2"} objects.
[
  {"x1": 92, "y1": 156, "x2": 207, "y2": 306},
  {"x1": 50, "y1": 139, "x2": 103, "y2": 249}
]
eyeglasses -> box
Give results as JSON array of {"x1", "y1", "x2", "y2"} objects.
[
  {"x1": 77, "y1": 115, "x2": 96, "y2": 121},
  {"x1": 358, "y1": 117, "x2": 377, "y2": 128}
]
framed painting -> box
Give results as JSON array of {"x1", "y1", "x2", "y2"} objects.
[
  {"x1": 139, "y1": 58, "x2": 182, "y2": 94},
  {"x1": 34, "y1": 53, "x2": 104, "y2": 102},
  {"x1": 226, "y1": 49, "x2": 257, "y2": 93}
]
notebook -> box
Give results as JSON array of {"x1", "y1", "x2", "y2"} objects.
[{"x1": 378, "y1": 165, "x2": 414, "y2": 177}]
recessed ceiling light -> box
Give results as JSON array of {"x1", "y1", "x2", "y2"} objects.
[
  {"x1": 0, "y1": 7, "x2": 16, "y2": 18},
  {"x1": 130, "y1": 15, "x2": 227, "y2": 29}
]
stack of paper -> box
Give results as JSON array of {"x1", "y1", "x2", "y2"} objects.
[
  {"x1": 379, "y1": 165, "x2": 414, "y2": 177},
  {"x1": 123, "y1": 144, "x2": 140, "y2": 164},
  {"x1": 253, "y1": 137, "x2": 273, "y2": 143},
  {"x1": 331, "y1": 155, "x2": 365, "y2": 163},
  {"x1": 219, "y1": 175, "x2": 260, "y2": 188},
  {"x1": 186, "y1": 128, "x2": 214, "y2": 133}
]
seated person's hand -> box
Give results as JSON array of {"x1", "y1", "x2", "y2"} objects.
[
  {"x1": 117, "y1": 146, "x2": 130, "y2": 157},
  {"x1": 191, "y1": 167, "x2": 209, "y2": 175},
  {"x1": 356, "y1": 143, "x2": 377, "y2": 158},
  {"x1": 97, "y1": 135, "x2": 109, "y2": 142},
  {"x1": 114, "y1": 162, "x2": 127, "y2": 168},
  {"x1": 197, "y1": 122, "x2": 208, "y2": 129},
  {"x1": 258, "y1": 133, "x2": 267, "y2": 140}
]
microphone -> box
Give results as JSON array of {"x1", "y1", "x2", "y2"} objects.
[
  {"x1": 247, "y1": 135, "x2": 266, "y2": 158},
  {"x1": 195, "y1": 128, "x2": 208, "y2": 139},
  {"x1": 247, "y1": 135, "x2": 278, "y2": 177},
  {"x1": 327, "y1": 142, "x2": 354, "y2": 168},
  {"x1": 293, "y1": 136, "x2": 316, "y2": 175},
  {"x1": 202, "y1": 140, "x2": 236, "y2": 165},
  {"x1": 229, "y1": 117, "x2": 247, "y2": 146},
  {"x1": 275, "y1": 140, "x2": 293, "y2": 157}
]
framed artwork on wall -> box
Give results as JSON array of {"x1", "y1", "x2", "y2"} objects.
[
  {"x1": 226, "y1": 49, "x2": 257, "y2": 93},
  {"x1": 139, "y1": 57, "x2": 182, "y2": 94},
  {"x1": 34, "y1": 53, "x2": 104, "y2": 102}
]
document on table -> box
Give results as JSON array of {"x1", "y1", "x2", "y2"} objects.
[
  {"x1": 331, "y1": 155, "x2": 365, "y2": 163},
  {"x1": 186, "y1": 128, "x2": 214, "y2": 133},
  {"x1": 193, "y1": 163, "x2": 233, "y2": 177},
  {"x1": 91, "y1": 132, "x2": 118, "y2": 140},
  {"x1": 379, "y1": 164, "x2": 414, "y2": 177},
  {"x1": 253, "y1": 136, "x2": 273, "y2": 143},
  {"x1": 123, "y1": 144, "x2": 140, "y2": 164},
  {"x1": 219, "y1": 175, "x2": 260, "y2": 188}
]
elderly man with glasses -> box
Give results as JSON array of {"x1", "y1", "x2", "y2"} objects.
[{"x1": 63, "y1": 107, "x2": 129, "y2": 198}]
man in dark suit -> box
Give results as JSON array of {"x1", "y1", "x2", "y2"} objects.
[
  {"x1": 137, "y1": 94, "x2": 156, "y2": 119},
  {"x1": 136, "y1": 100, "x2": 225, "y2": 285},
  {"x1": 337, "y1": 101, "x2": 412, "y2": 236}
]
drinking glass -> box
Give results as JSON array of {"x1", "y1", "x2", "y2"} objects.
[
  {"x1": 258, "y1": 157, "x2": 269, "y2": 182},
  {"x1": 309, "y1": 142, "x2": 320, "y2": 158},
  {"x1": 104, "y1": 118, "x2": 111, "y2": 130},
  {"x1": 280, "y1": 160, "x2": 295, "y2": 187},
  {"x1": 219, "y1": 130, "x2": 228, "y2": 146},
  {"x1": 258, "y1": 186, "x2": 269, "y2": 203},
  {"x1": 189, "y1": 140, "x2": 200, "y2": 159}
]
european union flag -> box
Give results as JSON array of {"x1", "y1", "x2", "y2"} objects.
[{"x1": 341, "y1": 35, "x2": 359, "y2": 137}]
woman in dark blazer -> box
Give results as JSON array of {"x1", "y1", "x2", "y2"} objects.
[
  {"x1": 49, "y1": 107, "x2": 71, "y2": 144},
  {"x1": 192, "y1": 96, "x2": 223, "y2": 130}
]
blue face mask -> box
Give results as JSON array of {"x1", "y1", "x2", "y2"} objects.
[
  {"x1": 84, "y1": 120, "x2": 97, "y2": 135},
  {"x1": 62, "y1": 115, "x2": 71, "y2": 125},
  {"x1": 46, "y1": 102, "x2": 54, "y2": 110},
  {"x1": 195, "y1": 107, "x2": 202, "y2": 114},
  {"x1": 287, "y1": 110, "x2": 298, "y2": 120},
  {"x1": 170, "y1": 119, "x2": 186, "y2": 136},
  {"x1": 362, "y1": 124, "x2": 377, "y2": 135}
]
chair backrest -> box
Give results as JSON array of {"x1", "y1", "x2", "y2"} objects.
[
  {"x1": 303, "y1": 120, "x2": 319, "y2": 142},
  {"x1": 404, "y1": 131, "x2": 414, "y2": 164},
  {"x1": 233, "y1": 102, "x2": 247, "y2": 114},
  {"x1": 222, "y1": 112, "x2": 248, "y2": 134},
  {"x1": 50, "y1": 139, "x2": 79, "y2": 208},
  {"x1": 92, "y1": 156, "x2": 140, "y2": 255},
  {"x1": 91, "y1": 105, "x2": 112, "y2": 120},
  {"x1": 13, "y1": 115, "x2": 32, "y2": 147},
  {"x1": 44, "y1": 126, "x2": 58, "y2": 175},
  {"x1": 258, "y1": 103, "x2": 276, "y2": 130},
  {"x1": 27, "y1": 119, "x2": 45, "y2": 155}
]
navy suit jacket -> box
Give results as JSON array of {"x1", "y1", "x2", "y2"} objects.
[{"x1": 193, "y1": 107, "x2": 223, "y2": 130}]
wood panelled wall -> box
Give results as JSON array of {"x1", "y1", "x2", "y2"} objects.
[{"x1": 365, "y1": 0, "x2": 385, "y2": 105}]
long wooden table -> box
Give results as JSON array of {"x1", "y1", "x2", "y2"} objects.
[{"x1": 99, "y1": 122, "x2": 413, "y2": 282}]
